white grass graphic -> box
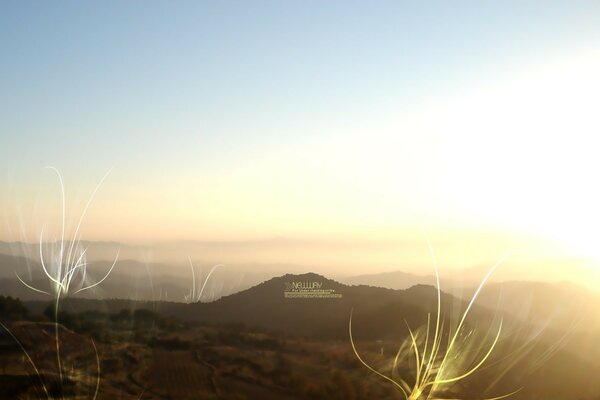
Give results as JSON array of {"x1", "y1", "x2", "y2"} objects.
[
  {"x1": 15, "y1": 167, "x2": 118, "y2": 298},
  {"x1": 9, "y1": 167, "x2": 119, "y2": 399},
  {"x1": 349, "y1": 244, "x2": 519, "y2": 400},
  {"x1": 184, "y1": 256, "x2": 222, "y2": 303}
]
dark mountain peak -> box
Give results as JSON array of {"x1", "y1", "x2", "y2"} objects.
[
  {"x1": 403, "y1": 284, "x2": 458, "y2": 304},
  {"x1": 222, "y1": 272, "x2": 346, "y2": 300},
  {"x1": 405, "y1": 283, "x2": 438, "y2": 293},
  {"x1": 176, "y1": 271, "x2": 425, "y2": 339},
  {"x1": 275, "y1": 272, "x2": 340, "y2": 285}
]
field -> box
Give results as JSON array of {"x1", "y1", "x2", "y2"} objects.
[{"x1": 0, "y1": 309, "x2": 397, "y2": 400}]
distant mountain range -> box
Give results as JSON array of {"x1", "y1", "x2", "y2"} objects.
[
  {"x1": 339, "y1": 269, "x2": 438, "y2": 289},
  {"x1": 0, "y1": 253, "x2": 274, "y2": 302},
  {"x1": 3, "y1": 239, "x2": 600, "y2": 289}
]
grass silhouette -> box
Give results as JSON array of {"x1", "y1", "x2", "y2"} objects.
[{"x1": 349, "y1": 244, "x2": 519, "y2": 400}]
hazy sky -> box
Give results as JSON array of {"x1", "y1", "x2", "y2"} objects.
[{"x1": 1, "y1": 2, "x2": 600, "y2": 270}]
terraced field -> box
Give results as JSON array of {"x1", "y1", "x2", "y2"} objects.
[{"x1": 143, "y1": 350, "x2": 214, "y2": 399}]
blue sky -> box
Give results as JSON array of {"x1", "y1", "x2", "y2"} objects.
[
  {"x1": 2, "y1": 1, "x2": 597, "y2": 172},
  {"x1": 1, "y1": 1, "x2": 600, "y2": 262}
]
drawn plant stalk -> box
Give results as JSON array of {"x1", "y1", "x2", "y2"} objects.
[
  {"x1": 350, "y1": 245, "x2": 519, "y2": 400},
  {"x1": 13, "y1": 167, "x2": 118, "y2": 399},
  {"x1": 184, "y1": 256, "x2": 222, "y2": 303}
]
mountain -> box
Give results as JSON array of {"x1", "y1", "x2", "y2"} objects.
[
  {"x1": 172, "y1": 273, "x2": 600, "y2": 399},
  {"x1": 0, "y1": 253, "x2": 41, "y2": 278},
  {"x1": 21, "y1": 272, "x2": 467, "y2": 339},
  {"x1": 0, "y1": 253, "x2": 274, "y2": 302},
  {"x1": 339, "y1": 269, "x2": 436, "y2": 289},
  {"x1": 138, "y1": 273, "x2": 496, "y2": 341},
  {"x1": 17, "y1": 272, "x2": 600, "y2": 399}
]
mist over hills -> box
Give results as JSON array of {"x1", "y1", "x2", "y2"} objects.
[
  {"x1": 0, "y1": 254, "x2": 274, "y2": 304},
  {"x1": 3, "y1": 239, "x2": 599, "y2": 289},
  {"x1": 2, "y1": 241, "x2": 599, "y2": 357},
  {"x1": 2, "y1": 244, "x2": 600, "y2": 337},
  {"x1": 0, "y1": 239, "x2": 388, "y2": 276},
  {"x1": 3, "y1": 243, "x2": 599, "y2": 317},
  {"x1": 339, "y1": 269, "x2": 437, "y2": 289}
]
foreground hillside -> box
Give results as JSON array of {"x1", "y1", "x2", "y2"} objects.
[{"x1": 1, "y1": 273, "x2": 599, "y2": 399}]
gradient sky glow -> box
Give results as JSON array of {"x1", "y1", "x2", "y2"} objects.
[{"x1": 2, "y1": 1, "x2": 600, "y2": 272}]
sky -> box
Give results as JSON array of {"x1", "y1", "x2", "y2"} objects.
[{"x1": 1, "y1": 1, "x2": 600, "y2": 274}]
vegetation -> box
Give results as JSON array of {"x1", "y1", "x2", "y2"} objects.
[
  {"x1": 1, "y1": 272, "x2": 600, "y2": 399},
  {"x1": 0, "y1": 295, "x2": 29, "y2": 321}
]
